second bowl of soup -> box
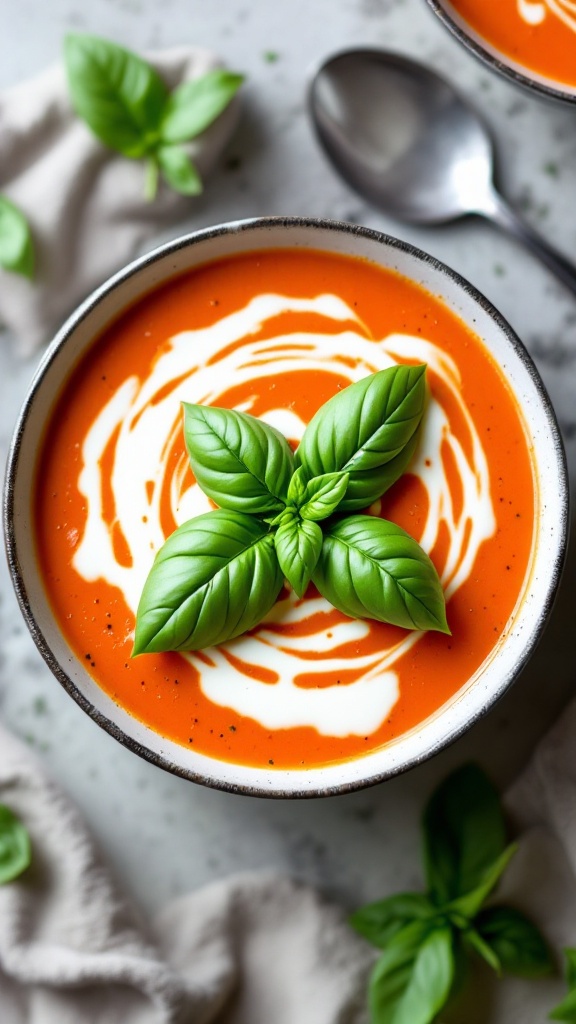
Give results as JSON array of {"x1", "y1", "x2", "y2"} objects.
[
  {"x1": 4, "y1": 218, "x2": 568, "y2": 796},
  {"x1": 426, "y1": 0, "x2": 576, "y2": 104}
]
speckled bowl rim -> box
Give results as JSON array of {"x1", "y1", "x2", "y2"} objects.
[
  {"x1": 3, "y1": 216, "x2": 569, "y2": 798},
  {"x1": 425, "y1": 0, "x2": 576, "y2": 106}
]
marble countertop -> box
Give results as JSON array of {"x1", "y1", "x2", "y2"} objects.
[{"x1": 1, "y1": 0, "x2": 575, "y2": 950}]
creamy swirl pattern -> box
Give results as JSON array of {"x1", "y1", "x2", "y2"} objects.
[
  {"x1": 518, "y1": 0, "x2": 576, "y2": 31},
  {"x1": 73, "y1": 294, "x2": 495, "y2": 738}
]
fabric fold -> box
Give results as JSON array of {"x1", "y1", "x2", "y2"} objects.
[{"x1": 0, "y1": 722, "x2": 372, "y2": 1024}]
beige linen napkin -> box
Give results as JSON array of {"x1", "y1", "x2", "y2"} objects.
[
  {"x1": 0, "y1": 47, "x2": 240, "y2": 355},
  {"x1": 0, "y1": 722, "x2": 372, "y2": 1024},
  {"x1": 4, "y1": 704, "x2": 576, "y2": 1023}
]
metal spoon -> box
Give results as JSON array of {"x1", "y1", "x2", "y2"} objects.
[{"x1": 309, "y1": 49, "x2": 576, "y2": 296}]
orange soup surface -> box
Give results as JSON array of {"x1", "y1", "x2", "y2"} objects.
[
  {"x1": 447, "y1": 0, "x2": 576, "y2": 87},
  {"x1": 35, "y1": 249, "x2": 535, "y2": 770}
]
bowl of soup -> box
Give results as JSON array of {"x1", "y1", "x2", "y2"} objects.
[
  {"x1": 4, "y1": 217, "x2": 568, "y2": 796},
  {"x1": 425, "y1": 0, "x2": 576, "y2": 104}
]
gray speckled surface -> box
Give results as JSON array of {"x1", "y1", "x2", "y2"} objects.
[{"x1": 1, "y1": 0, "x2": 575, "y2": 970}]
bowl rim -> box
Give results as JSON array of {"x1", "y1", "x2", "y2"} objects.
[
  {"x1": 3, "y1": 215, "x2": 570, "y2": 798},
  {"x1": 424, "y1": 0, "x2": 576, "y2": 106}
]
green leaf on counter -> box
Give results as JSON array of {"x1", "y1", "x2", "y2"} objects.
[
  {"x1": 422, "y1": 763, "x2": 507, "y2": 906},
  {"x1": 551, "y1": 951, "x2": 576, "y2": 1021},
  {"x1": 0, "y1": 805, "x2": 31, "y2": 884},
  {"x1": 160, "y1": 69, "x2": 244, "y2": 143},
  {"x1": 369, "y1": 924, "x2": 454, "y2": 1024},
  {"x1": 445, "y1": 844, "x2": 518, "y2": 921},
  {"x1": 157, "y1": 145, "x2": 203, "y2": 195},
  {"x1": 350, "y1": 892, "x2": 436, "y2": 950},
  {"x1": 64, "y1": 34, "x2": 168, "y2": 158},
  {"x1": 0, "y1": 196, "x2": 35, "y2": 279},
  {"x1": 475, "y1": 905, "x2": 553, "y2": 979}
]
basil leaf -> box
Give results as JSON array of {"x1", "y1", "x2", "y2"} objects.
[
  {"x1": 565, "y1": 950, "x2": 576, "y2": 991},
  {"x1": 313, "y1": 516, "x2": 448, "y2": 633},
  {"x1": 295, "y1": 364, "x2": 426, "y2": 511},
  {"x1": 297, "y1": 472, "x2": 350, "y2": 521},
  {"x1": 183, "y1": 403, "x2": 294, "y2": 514},
  {"x1": 64, "y1": 33, "x2": 168, "y2": 158},
  {"x1": 445, "y1": 843, "x2": 517, "y2": 920},
  {"x1": 133, "y1": 510, "x2": 283, "y2": 653},
  {"x1": 157, "y1": 145, "x2": 202, "y2": 195},
  {"x1": 160, "y1": 69, "x2": 244, "y2": 144},
  {"x1": 0, "y1": 196, "x2": 35, "y2": 279},
  {"x1": 551, "y1": 950, "x2": 576, "y2": 1022},
  {"x1": 350, "y1": 893, "x2": 436, "y2": 950},
  {"x1": 422, "y1": 764, "x2": 507, "y2": 906},
  {"x1": 474, "y1": 906, "x2": 553, "y2": 978},
  {"x1": 286, "y1": 466, "x2": 308, "y2": 507},
  {"x1": 369, "y1": 924, "x2": 454, "y2": 1024},
  {"x1": 342, "y1": 427, "x2": 422, "y2": 513},
  {"x1": 0, "y1": 805, "x2": 31, "y2": 884},
  {"x1": 274, "y1": 513, "x2": 322, "y2": 598},
  {"x1": 551, "y1": 991, "x2": 576, "y2": 1023}
]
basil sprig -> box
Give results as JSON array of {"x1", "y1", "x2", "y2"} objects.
[
  {"x1": 64, "y1": 34, "x2": 243, "y2": 199},
  {"x1": 0, "y1": 804, "x2": 31, "y2": 884},
  {"x1": 0, "y1": 196, "x2": 35, "y2": 279},
  {"x1": 134, "y1": 364, "x2": 449, "y2": 654},
  {"x1": 351, "y1": 765, "x2": 553, "y2": 1024}
]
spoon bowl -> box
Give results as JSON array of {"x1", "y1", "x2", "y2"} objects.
[
  {"x1": 309, "y1": 48, "x2": 576, "y2": 296},
  {"x1": 309, "y1": 49, "x2": 493, "y2": 224}
]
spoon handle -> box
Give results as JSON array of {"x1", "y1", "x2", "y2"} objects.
[{"x1": 480, "y1": 189, "x2": 576, "y2": 299}]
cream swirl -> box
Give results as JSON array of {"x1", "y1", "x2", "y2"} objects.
[
  {"x1": 518, "y1": 0, "x2": 576, "y2": 32},
  {"x1": 73, "y1": 294, "x2": 495, "y2": 738}
]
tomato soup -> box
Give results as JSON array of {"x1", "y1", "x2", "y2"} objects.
[
  {"x1": 34, "y1": 249, "x2": 535, "y2": 770},
  {"x1": 447, "y1": 0, "x2": 576, "y2": 87}
]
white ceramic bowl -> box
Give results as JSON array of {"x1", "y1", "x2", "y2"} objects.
[
  {"x1": 4, "y1": 217, "x2": 569, "y2": 797},
  {"x1": 425, "y1": 0, "x2": 576, "y2": 105}
]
